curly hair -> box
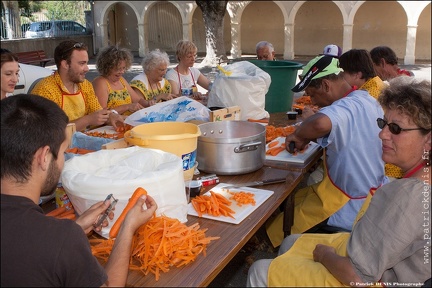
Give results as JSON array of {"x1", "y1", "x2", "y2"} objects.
[
  {"x1": 96, "y1": 45, "x2": 133, "y2": 77},
  {"x1": 378, "y1": 77, "x2": 431, "y2": 134},
  {"x1": 141, "y1": 49, "x2": 170, "y2": 74},
  {"x1": 175, "y1": 40, "x2": 197, "y2": 62}
]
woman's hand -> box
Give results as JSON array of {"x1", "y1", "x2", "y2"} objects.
[
  {"x1": 128, "y1": 102, "x2": 144, "y2": 113},
  {"x1": 158, "y1": 93, "x2": 177, "y2": 102}
]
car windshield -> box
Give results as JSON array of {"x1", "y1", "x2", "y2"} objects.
[{"x1": 29, "y1": 22, "x2": 52, "y2": 32}]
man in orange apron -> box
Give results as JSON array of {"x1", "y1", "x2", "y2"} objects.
[
  {"x1": 266, "y1": 55, "x2": 386, "y2": 247},
  {"x1": 31, "y1": 40, "x2": 123, "y2": 132}
]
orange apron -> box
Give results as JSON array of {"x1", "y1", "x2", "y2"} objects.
[
  {"x1": 266, "y1": 150, "x2": 368, "y2": 247},
  {"x1": 267, "y1": 188, "x2": 381, "y2": 287},
  {"x1": 60, "y1": 90, "x2": 86, "y2": 122}
]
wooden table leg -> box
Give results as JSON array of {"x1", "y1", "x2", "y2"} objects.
[{"x1": 283, "y1": 192, "x2": 295, "y2": 237}]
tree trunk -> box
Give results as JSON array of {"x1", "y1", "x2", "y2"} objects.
[
  {"x1": 195, "y1": 1, "x2": 228, "y2": 67},
  {"x1": 5, "y1": 0, "x2": 21, "y2": 39}
]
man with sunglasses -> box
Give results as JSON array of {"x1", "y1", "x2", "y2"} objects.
[
  {"x1": 266, "y1": 55, "x2": 386, "y2": 248},
  {"x1": 31, "y1": 40, "x2": 123, "y2": 131}
]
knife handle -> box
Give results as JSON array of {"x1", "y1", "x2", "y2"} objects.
[{"x1": 288, "y1": 141, "x2": 296, "y2": 154}]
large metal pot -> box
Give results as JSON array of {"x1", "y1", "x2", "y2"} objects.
[{"x1": 197, "y1": 121, "x2": 266, "y2": 175}]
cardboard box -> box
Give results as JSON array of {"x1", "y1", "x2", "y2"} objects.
[{"x1": 209, "y1": 106, "x2": 241, "y2": 122}]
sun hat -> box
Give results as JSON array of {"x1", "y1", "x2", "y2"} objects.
[
  {"x1": 322, "y1": 44, "x2": 342, "y2": 58},
  {"x1": 291, "y1": 55, "x2": 344, "y2": 92}
]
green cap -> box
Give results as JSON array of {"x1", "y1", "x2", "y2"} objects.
[{"x1": 292, "y1": 55, "x2": 344, "y2": 92}]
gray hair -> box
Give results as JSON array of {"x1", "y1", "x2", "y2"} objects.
[
  {"x1": 141, "y1": 49, "x2": 170, "y2": 74},
  {"x1": 256, "y1": 41, "x2": 274, "y2": 53}
]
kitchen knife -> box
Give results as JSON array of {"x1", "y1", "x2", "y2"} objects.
[{"x1": 221, "y1": 178, "x2": 287, "y2": 190}]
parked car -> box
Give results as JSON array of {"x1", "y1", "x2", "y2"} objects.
[
  {"x1": 25, "y1": 20, "x2": 88, "y2": 38},
  {"x1": 15, "y1": 63, "x2": 54, "y2": 94}
]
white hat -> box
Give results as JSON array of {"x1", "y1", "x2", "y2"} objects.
[{"x1": 322, "y1": 44, "x2": 342, "y2": 58}]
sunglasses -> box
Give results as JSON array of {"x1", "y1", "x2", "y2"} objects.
[
  {"x1": 63, "y1": 42, "x2": 85, "y2": 55},
  {"x1": 377, "y1": 118, "x2": 424, "y2": 135}
]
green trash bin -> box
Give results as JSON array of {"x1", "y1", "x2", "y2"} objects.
[{"x1": 248, "y1": 60, "x2": 303, "y2": 113}]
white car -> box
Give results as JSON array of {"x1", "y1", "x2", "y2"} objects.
[{"x1": 15, "y1": 63, "x2": 54, "y2": 94}]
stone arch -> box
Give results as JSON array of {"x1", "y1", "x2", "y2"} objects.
[
  {"x1": 240, "y1": 1, "x2": 285, "y2": 55},
  {"x1": 293, "y1": 1, "x2": 343, "y2": 56},
  {"x1": 97, "y1": 1, "x2": 139, "y2": 52}
]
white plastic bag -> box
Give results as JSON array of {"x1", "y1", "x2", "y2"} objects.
[
  {"x1": 61, "y1": 146, "x2": 187, "y2": 238},
  {"x1": 125, "y1": 96, "x2": 210, "y2": 126},
  {"x1": 207, "y1": 61, "x2": 271, "y2": 120}
]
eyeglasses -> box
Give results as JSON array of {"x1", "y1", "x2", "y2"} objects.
[{"x1": 377, "y1": 118, "x2": 424, "y2": 135}]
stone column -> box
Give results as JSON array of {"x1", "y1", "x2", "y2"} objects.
[
  {"x1": 230, "y1": 21, "x2": 241, "y2": 59},
  {"x1": 284, "y1": 23, "x2": 294, "y2": 60},
  {"x1": 183, "y1": 22, "x2": 193, "y2": 41},
  {"x1": 404, "y1": 25, "x2": 417, "y2": 65},
  {"x1": 342, "y1": 24, "x2": 354, "y2": 53}
]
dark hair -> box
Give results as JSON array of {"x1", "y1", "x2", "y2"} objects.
[
  {"x1": 1, "y1": 48, "x2": 19, "y2": 68},
  {"x1": 339, "y1": 49, "x2": 376, "y2": 80},
  {"x1": 54, "y1": 40, "x2": 88, "y2": 69},
  {"x1": 95, "y1": 45, "x2": 133, "y2": 76},
  {"x1": 370, "y1": 46, "x2": 398, "y2": 66},
  {"x1": 1, "y1": 94, "x2": 69, "y2": 182}
]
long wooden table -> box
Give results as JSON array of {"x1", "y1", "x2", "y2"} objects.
[
  {"x1": 54, "y1": 112, "x2": 323, "y2": 287},
  {"x1": 123, "y1": 166, "x2": 302, "y2": 287}
]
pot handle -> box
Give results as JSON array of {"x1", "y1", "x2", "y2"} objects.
[{"x1": 234, "y1": 141, "x2": 262, "y2": 153}]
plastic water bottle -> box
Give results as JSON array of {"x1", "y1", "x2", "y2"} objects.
[{"x1": 207, "y1": 67, "x2": 218, "y2": 92}]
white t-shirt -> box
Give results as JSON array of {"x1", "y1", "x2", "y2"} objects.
[
  {"x1": 317, "y1": 89, "x2": 387, "y2": 230},
  {"x1": 165, "y1": 67, "x2": 201, "y2": 95}
]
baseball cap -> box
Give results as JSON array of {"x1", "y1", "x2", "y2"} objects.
[
  {"x1": 291, "y1": 55, "x2": 344, "y2": 92},
  {"x1": 322, "y1": 44, "x2": 342, "y2": 58}
]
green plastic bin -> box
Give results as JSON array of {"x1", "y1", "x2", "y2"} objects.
[{"x1": 248, "y1": 60, "x2": 303, "y2": 113}]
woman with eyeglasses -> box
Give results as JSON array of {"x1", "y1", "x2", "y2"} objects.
[
  {"x1": 165, "y1": 40, "x2": 211, "y2": 101},
  {"x1": 1, "y1": 49, "x2": 20, "y2": 100},
  {"x1": 130, "y1": 49, "x2": 177, "y2": 105},
  {"x1": 92, "y1": 45, "x2": 149, "y2": 116},
  {"x1": 247, "y1": 76, "x2": 431, "y2": 287}
]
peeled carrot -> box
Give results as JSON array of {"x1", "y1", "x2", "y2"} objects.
[
  {"x1": 268, "y1": 141, "x2": 279, "y2": 148},
  {"x1": 109, "y1": 187, "x2": 148, "y2": 239}
]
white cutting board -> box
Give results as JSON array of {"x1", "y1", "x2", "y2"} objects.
[
  {"x1": 265, "y1": 137, "x2": 321, "y2": 163},
  {"x1": 187, "y1": 183, "x2": 274, "y2": 224}
]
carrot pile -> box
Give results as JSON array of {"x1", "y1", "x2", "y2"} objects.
[
  {"x1": 265, "y1": 125, "x2": 296, "y2": 143},
  {"x1": 90, "y1": 215, "x2": 220, "y2": 281},
  {"x1": 46, "y1": 203, "x2": 76, "y2": 220},
  {"x1": 84, "y1": 124, "x2": 133, "y2": 140},
  {"x1": 65, "y1": 147, "x2": 95, "y2": 154},
  {"x1": 228, "y1": 191, "x2": 256, "y2": 207},
  {"x1": 191, "y1": 191, "x2": 235, "y2": 218},
  {"x1": 295, "y1": 95, "x2": 312, "y2": 106}
]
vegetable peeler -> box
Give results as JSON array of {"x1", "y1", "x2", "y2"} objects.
[{"x1": 93, "y1": 194, "x2": 118, "y2": 228}]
